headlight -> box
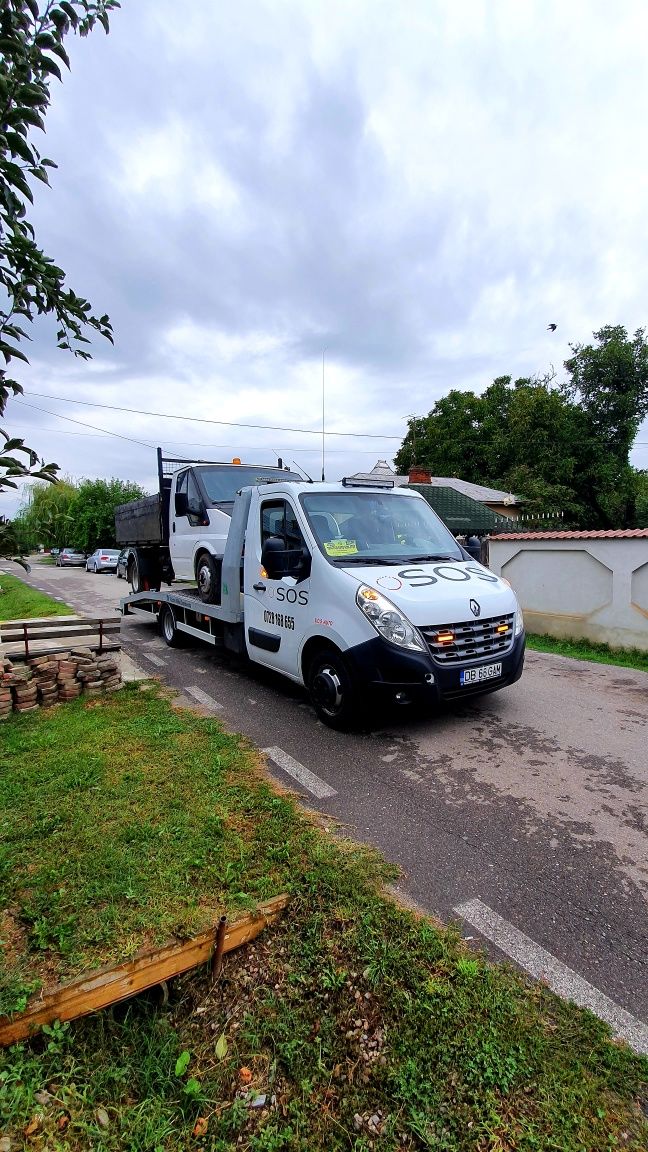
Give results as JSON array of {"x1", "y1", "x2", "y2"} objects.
[
  {"x1": 356, "y1": 586, "x2": 425, "y2": 651},
  {"x1": 514, "y1": 600, "x2": 524, "y2": 637}
]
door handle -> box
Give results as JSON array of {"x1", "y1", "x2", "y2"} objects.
[
  {"x1": 172, "y1": 522, "x2": 176, "y2": 533},
  {"x1": 253, "y1": 582, "x2": 266, "y2": 591}
]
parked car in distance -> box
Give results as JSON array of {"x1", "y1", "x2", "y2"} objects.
[
  {"x1": 50, "y1": 547, "x2": 60, "y2": 557},
  {"x1": 86, "y1": 548, "x2": 120, "y2": 573},
  {"x1": 116, "y1": 547, "x2": 129, "y2": 579},
  {"x1": 56, "y1": 548, "x2": 86, "y2": 567}
]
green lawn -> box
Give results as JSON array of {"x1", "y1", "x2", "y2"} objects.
[
  {"x1": 0, "y1": 685, "x2": 646, "y2": 1151},
  {"x1": 527, "y1": 631, "x2": 648, "y2": 674},
  {"x1": 0, "y1": 571, "x2": 71, "y2": 619}
]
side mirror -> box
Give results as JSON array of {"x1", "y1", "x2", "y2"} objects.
[
  {"x1": 261, "y1": 537, "x2": 311, "y2": 582},
  {"x1": 261, "y1": 536, "x2": 287, "y2": 579},
  {"x1": 175, "y1": 492, "x2": 188, "y2": 517}
]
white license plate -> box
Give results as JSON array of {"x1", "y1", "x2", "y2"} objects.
[{"x1": 460, "y1": 662, "x2": 502, "y2": 686}]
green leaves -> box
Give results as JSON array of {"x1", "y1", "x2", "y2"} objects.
[
  {"x1": 0, "y1": 0, "x2": 120, "y2": 512},
  {"x1": 174, "y1": 1051, "x2": 191, "y2": 1077}
]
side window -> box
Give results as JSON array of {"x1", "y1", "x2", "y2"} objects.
[
  {"x1": 175, "y1": 470, "x2": 189, "y2": 516},
  {"x1": 261, "y1": 500, "x2": 306, "y2": 551},
  {"x1": 186, "y1": 472, "x2": 203, "y2": 525}
]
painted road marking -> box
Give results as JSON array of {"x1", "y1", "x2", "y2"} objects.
[
  {"x1": 454, "y1": 897, "x2": 648, "y2": 1055},
  {"x1": 185, "y1": 685, "x2": 224, "y2": 711},
  {"x1": 263, "y1": 747, "x2": 337, "y2": 799},
  {"x1": 141, "y1": 651, "x2": 166, "y2": 667}
]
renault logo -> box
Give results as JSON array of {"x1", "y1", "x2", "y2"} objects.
[{"x1": 470, "y1": 599, "x2": 481, "y2": 617}]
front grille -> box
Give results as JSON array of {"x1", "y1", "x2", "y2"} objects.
[{"x1": 420, "y1": 613, "x2": 515, "y2": 663}]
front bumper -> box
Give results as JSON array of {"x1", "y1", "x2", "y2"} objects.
[{"x1": 344, "y1": 632, "x2": 526, "y2": 708}]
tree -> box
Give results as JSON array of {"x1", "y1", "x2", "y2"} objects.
[
  {"x1": 394, "y1": 355, "x2": 648, "y2": 528},
  {"x1": 68, "y1": 477, "x2": 146, "y2": 552},
  {"x1": 13, "y1": 475, "x2": 147, "y2": 552},
  {"x1": 562, "y1": 326, "x2": 648, "y2": 526},
  {"x1": 12, "y1": 474, "x2": 76, "y2": 548},
  {"x1": 0, "y1": 0, "x2": 119, "y2": 511}
]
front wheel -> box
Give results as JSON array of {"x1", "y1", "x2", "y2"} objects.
[
  {"x1": 307, "y1": 647, "x2": 361, "y2": 731},
  {"x1": 159, "y1": 604, "x2": 183, "y2": 647},
  {"x1": 196, "y1": 553, "x2": 220, "y2": 604}
]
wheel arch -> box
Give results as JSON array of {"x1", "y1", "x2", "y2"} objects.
[{"x1": 300, "y1": 635, "x2": 342, "y2": 685}]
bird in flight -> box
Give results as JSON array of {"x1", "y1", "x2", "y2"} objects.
[{"x1": 547, "y1": 323, "x2": 557, "y2": 332}]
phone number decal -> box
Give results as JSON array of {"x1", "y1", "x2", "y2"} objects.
[{"x1": 263, "y1": 610, "x2": 295, "y2": 630}]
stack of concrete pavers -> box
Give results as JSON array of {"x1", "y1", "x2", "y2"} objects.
[
  {"x1": 0, "y1": 656, "x2": 14, "y2": 720},
  {"x1": 72, "y1": 648, "x2": 105, "y2": 697},
  {"x1": 57, "y1": 654, "x2": 82, "y2": 701},
  {"x1": 96, "y1": 653, "x2": 121, "y2": 692},
  {"x1": 28, "y1": 654, "x2": 60, "y2": 707},
  {"x1": 11, "y1": 663, "x2": 39, "y2": 714},
  {"x1": 0, "y1": 649, "x2": 123, "y2": 714}
]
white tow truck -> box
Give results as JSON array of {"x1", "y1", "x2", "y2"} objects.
[{"x1": 120, "y1": 474, "x2": 525, "y2": 728}]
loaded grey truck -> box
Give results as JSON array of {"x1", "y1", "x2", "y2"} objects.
[{"x1": 114, "y1": 448, "x2": 301, "y2": 602}]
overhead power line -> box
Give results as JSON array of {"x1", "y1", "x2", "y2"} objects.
[
  {"x1": 22, "y1": 391, "x2": 401, "y2": 440},
  {"x1": 14, "y1": 399, "x2": 157, "y2": 450}
]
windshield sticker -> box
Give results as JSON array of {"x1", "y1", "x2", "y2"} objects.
[{"x1": 323, "y1": 538, "x2": 359, "y2": 556}]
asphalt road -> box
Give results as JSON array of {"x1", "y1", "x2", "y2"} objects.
[{"x1": 7, "y1": 559, "x2": 648, "y2": 1043}]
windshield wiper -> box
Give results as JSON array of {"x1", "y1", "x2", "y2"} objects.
[
  {"x1": 333, "y1": 556, "x2": 397, "y2": 566},
  {"x1": 404, "y1": 553, "x2": 459, "y2": 562}
]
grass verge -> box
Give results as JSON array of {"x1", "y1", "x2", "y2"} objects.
[
  {"x1": 0, "y1": 685, "x2": 646, "y2": 1150},
  {"x1": 0, "y1": 571, "x2": 72, "y2": 619},
  {"x1": 527, "y1": 631, "x2": 648, "y2": 674}
]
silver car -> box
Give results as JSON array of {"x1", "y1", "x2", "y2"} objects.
[
  {"x1": 56, "y1": 548, "x2": 87, "y2": 567},
  {"x1": 86, "y1": 548, "x2": 120, "y2": 573}
]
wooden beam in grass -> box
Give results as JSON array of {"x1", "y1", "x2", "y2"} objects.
[{"x1": 0, "y1": 895, "x2": 289, "y2": 1046}]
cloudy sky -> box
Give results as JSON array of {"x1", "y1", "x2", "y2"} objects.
[{"x1": 4, "y1": 0, "x2": 648, "y2": 515}]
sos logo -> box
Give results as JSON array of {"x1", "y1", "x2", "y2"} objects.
[{"x1": 272, "y1": 586, "x2": 309, "y2": 605}]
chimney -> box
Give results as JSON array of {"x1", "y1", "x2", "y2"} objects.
[{"x1": 408, "y1": 466, "x2": 432, "y2": 484}]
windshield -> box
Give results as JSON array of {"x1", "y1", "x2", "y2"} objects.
[
  {"x1": 300, "y1": 491, "x2": 463, "y2": 563},
  {"x1": 198, "y1": 465, "x2": 302, "y2": 504}
]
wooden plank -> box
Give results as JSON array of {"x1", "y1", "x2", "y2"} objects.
[
  {"x1": 1, "y1": 615, "x2": 117, "y2": 630},
  {"x1": 0, "y1": 895, "x2": 289, "y2": 1046},
  {"x1": 1, "y1": 624, "x2": 120, "y2": 642}
]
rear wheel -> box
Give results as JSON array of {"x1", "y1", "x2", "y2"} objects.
[
  {"x1": 196, "y1": 552, "x2": 220, "y2": 604},
  {"x1": 307, "y1": 647, "x2": 360, "y2": 731},
  {"x1": 128, "y1": 552, "x2": 161, "y2": 594},
  {"x1": 159, "y1": 604, "x2": 183, "y2": 647}
]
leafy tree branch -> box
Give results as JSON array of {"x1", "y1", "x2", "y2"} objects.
[{"x1": 0, "y1": 0, "x2": 120, "y2": 505}]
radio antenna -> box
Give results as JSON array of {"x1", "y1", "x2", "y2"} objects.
[
  {"x1": 321, "y1": 349, "x2": 326, "y2": 481},
  {"x1": 291, "y1": 460, "x2": 314, "y2": 482}
]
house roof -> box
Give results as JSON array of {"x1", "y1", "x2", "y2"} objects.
[
  {"x1": 408, "y1": 485, "x2": 514, "y2": 534},
  {"x1": 345, "y1": 460, "x2": 409, "y2": 485},
  {"x1": 346, "y1": 462, "x2": 517, "y2": 504},
  {"x1": 423, "y1": 477, "x2": 518, "y2": 504},
  {"x1": 491, "y1": 529, "x2": 648, "y2": 540}
]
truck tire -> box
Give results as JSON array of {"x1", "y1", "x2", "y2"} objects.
[
  {"x1": 159, "y1": 604, "x2": 183, "y2": 647},
  {"x1": 196, "y1": 552, "x2": 220, "y2": 604},
  {"x1": 307, "y1": 647, "x2": 361, "y2": 731},
  {"x1": 128, "y1": 551, "x2": 161, "y2": 594}
]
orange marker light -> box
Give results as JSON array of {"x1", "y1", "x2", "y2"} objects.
[
  {"x1": 496, "y1": 624, "x2": 509, "y2": 633},
  {"x1": 437, "y1": 631, "x2": 455, "y2": 644},
  {"x1": 232, "y1": 457, "x2": 242, "y2": 464}
]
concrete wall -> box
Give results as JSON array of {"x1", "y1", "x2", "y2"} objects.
[{"x1": 488, "y1": 537, "x2": 648, "y2": 651}]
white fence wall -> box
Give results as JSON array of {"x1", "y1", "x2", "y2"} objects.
[{"x1": 488, "y1": 536, "x2": 648, "y2": 651}]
